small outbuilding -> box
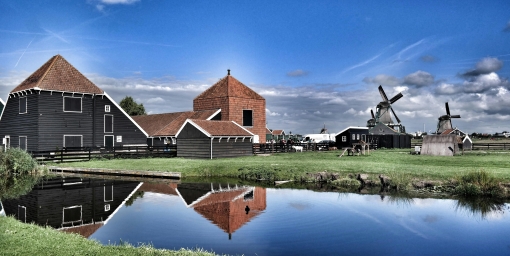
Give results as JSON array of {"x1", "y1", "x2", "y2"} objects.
[
  {"x1": 335, "y1": 127, "x2": 369, "y2": 148},
  {"x1": 176, "y1": 119, "x2": 254, "y2": 159},
  {"x1": 367, "y1": 123, "x2": 411, "y2": 149},
  {"x1": 421, "y1": 134, "x2": 460, "y2": 156}
]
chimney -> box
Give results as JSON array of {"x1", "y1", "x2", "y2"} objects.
[{"x1": 227, "y1": 69, "x2": 230, "y2": 76}]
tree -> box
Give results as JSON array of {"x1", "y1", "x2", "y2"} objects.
[{"x1": 119, "y1": 96, "x2": 146, "y2": 116}]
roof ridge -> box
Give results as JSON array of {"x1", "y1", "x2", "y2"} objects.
[{"x1": 152, "y1": 112, "x2": 188, "y2": 136}]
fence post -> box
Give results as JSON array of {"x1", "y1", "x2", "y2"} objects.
[
  {"x1": 89, "y1": 148, "x2": 91, "y2": 161},
  {"x1": 61, "y1": 149, "x2": 63, "y2": 163}
]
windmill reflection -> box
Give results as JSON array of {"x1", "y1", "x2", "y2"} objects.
[
  {"x1": 176, "y1": 183, "x2": 266, "y2": 239},
  {"x1": 2, "y1": 177, "x2": 142, "y2": 237}
]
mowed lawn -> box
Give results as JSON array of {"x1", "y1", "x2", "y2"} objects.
[{"x1": 55, "y1": 149, "x2": 510, "y2": 182}]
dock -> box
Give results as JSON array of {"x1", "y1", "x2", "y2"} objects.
[{"x1": 48, "y1": 166, "x2": 181, "y2": 179}]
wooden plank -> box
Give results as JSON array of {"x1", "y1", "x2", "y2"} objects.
[{"x1": 48, "y1": 166, "x2": 181, "y2": 179}]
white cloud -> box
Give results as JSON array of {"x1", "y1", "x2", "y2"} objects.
[
  {"x1": 363, "y1": 74, "x2": 401, "y2": 87},
  {"x1": 403, "y1": 71, "x2": 434, "y2": 87},
  {"x1": 146, "y1": 97, "x2": 165, "y2": 103},
  {"x1": 462, "y1": 57, "x2": 503, "y2": 77}
]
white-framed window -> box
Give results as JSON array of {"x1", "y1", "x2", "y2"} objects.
[
  {"x1": 104, "y1": 185, "x2": 113, "y2": 202},
  {"x1": 104, "y1": 115, "x2": 113, "y2": 133},
  {"x1": 352, "y1": 134, "x2": 356, "y2": 140},
  {"x1": 104, "y1": 204, "x2": 111, "y2": 212},
  {"x1": 243, "y1": 109, "x2": 253, "y2": 127},
  {"x1": 19, "y1": 136, "x2": 27, "y2": 151},
  {"x1": 356, "y1": 134, "x2": 360, "y2": 140},
  {"x1": 63, "y1": 135, "x2": 83, "y2": 148},
  {"x1": 19, "y1": 97, "x2": 27, "y2": 114},
  {"x1": 18, "y1": 205, "x2": 26, "y2": 223},
  {"x1": 116, "y1": 136, "x2": 122, "y2": 142},
  {"x1": 62, "y1": 205, "x2": 82, "y2": 224},
  {"x1": 362, "y1": 134, "x2": 366, "y2": 141},
  {"x1": 63, "y1": 97, "x2": 82, "y2": 113},
  {"x1": 105, "y1": 105, "x2": 111, "y2": 112},
  {"x1": 342, "y1": 136, "x2": 347, "y2": 142},
  {"x1": 3, "y1": 136, "x2": 10, "y2": 151}
]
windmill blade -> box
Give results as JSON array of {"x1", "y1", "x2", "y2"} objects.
[
  {"x1": 378, "y1": 85, "x2": 389, "y2": 102},
  {"x1": 371, "y1": 109, "x2": 375, "y2": 119},
  {"x1": 389, "y1": 92, "x2": 403, "y2": 104},
  {"x1": 390, "y1": 107, "x2": 401, "y2": 124},
  {"x1": 445, "y1": 102, "x2": 451, "y2": 116},
  {"x1": 450, "y1": 115, "x2": 461, "y2": 118}
]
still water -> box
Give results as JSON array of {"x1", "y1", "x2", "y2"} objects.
[{"x1": 3, "y1": 176, "x2": 510, "y2": 255}]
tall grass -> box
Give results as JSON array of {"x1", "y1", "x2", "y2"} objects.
[{"x1": 454, "y1": 170, "x2": 505, "y2": 197}]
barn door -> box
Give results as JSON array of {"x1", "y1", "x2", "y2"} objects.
[
  {"x1": 64, "y1": 136, "x2": 82, "y2": 148},
  {"x1": 104, "y1": 135, "x2": 114, "y2": 149},
  {"x1": 19, "y1": 136, "x2": 27, "y2": 151}
]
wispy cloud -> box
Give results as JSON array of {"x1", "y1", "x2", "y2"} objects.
[
  {"x1": 340, "y1": 53, "x2": 382, "y2": 75},
  {"x1": 14, "y1": 37, "x2": 35, "y2": 67},
  {"x1": 287, "y1": 69, "x2": 309, "y2": 77}
]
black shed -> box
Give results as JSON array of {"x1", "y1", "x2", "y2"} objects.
[
  {"x1": 335, "y1": 126, "x2": 369, "y2": 148},
  {"x1": 367, "y1": 123, "x2": 411, "y2": 149},
  {"x1": 176, "y1": 119, "x2": 254, "y2": 159}
]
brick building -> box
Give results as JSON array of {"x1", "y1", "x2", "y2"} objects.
[{"x1": 193, "y1": 70, "x2": 266, "y2": 143}]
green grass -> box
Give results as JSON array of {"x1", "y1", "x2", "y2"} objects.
[
  {"x1": 54, "y1": 149, "x2": 510, "y2": 182},
  {"x1": 0, "y1": 216, "x2": 221, "y2": 256}
]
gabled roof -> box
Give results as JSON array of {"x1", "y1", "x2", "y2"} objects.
[
  {"x1": 272, "y1": 129, "x2": 285, "y2": 135},
  {"x1": 266, "y1": 128, "x2": 272, "y2": 135},
  {"x1": 132, "y1": 109, "x2": 219, "y2": 137},
  {"x1": 11, "y1": 55, "x2": 103, "y2": 95},
  {"x1": 178, "y1": 119, "x2": 254, "y2": 137},
  {"x1": 336, "y1": 126, "x2": 369, "y2": 136},
  {"x1": 194, "y1": 72, "x2": 264, "y2": 100}
]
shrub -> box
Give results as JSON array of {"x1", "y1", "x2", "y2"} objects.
[
  {"x1": 454, "y1": 170, "x2": 504, "y2": 197},
  {"x1": 0, "y1": 148, "x2": 37, "y2": 175}
]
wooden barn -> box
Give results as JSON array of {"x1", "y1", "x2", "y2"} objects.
[
  {"x1": 131, "y1": 109, "x2": 220, "y2": 147},
  {"x1": 0, "y1": 55, "x2": 148, "y2": 152},
  {"x1": 421, "y1": 134, "x2": 461, "y2": 156},
  {"x1": 176, "y1": 119, "x2": 254, "y2": 159},
  {"x1": 2, "y1": 177, "x2": 141, "y2": 236},
  {"x1": 367, "y1": 123, "x2": 411, "y2": 149},
  {"x1": 335, "y1": 126, "x2": 369, "y2": 148}
]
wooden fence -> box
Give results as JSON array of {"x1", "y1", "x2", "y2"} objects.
[
  {"x1": 31, "y1": 145, "x2": 177, "y2": 163},
  {"x1": 412, "y1": 143, "x2": 510, "y2": 150},
  {"x1": 252, "y1": 142, "x2": 333, "y2": 154}
]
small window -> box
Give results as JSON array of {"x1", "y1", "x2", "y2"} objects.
[
  {"x1": 342, "y1": 136, "x2": 347, "y2": 142},
  {"x1": 63, "y1": 206, "x2": 82, "y2": 224},
  {"x1": 356, "y1": 134, "x2": 360, "y2": 140},
  {"x1": 104, "y1": 115, "x2": 113, "y2": 133},
  {"x1": 104, "y1": 204, "x2": 111, "y2": 212},
  {"x1": 352, "y1": 134, "x2": 355, "y2": 140},
  {"x1": 19, "y1": 136, "x2": 27, "y2": 151},
  {"x1": 19, "y1": 97, "x2": 27, "y2": 114},
  {"x1": 116, "y1": 136, "x2": 122, "y2": 142},
  {"x1": 63, "y1": 97, "x2": 82, "y2": 112},
  {"x1": 104, "y1": 185, "x2": 113, "y2": 202},
  {"x1": 243, "y1": 110, "x2": 253, "y2": 127},
  {"x1": 105, "y1": 105, "x2": 111, "y2": 112}
]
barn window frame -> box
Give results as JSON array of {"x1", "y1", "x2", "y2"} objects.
[
  {"x1": 104, "y1": 135, "x2": 114, "y2": 148},
  {"x1": 105, "y1": 105, "x2": 111, "y2": 112},
  {"x1": 242, "y1": 109, "x2": 253, "y2": 127},
  {"x1": 104, "y1": 114, "x2": 114, "y2": 133},
  {"x1": 352, "y1": 134, "x2": 356, "y2": 140},
  {"x1": 342, "y1": 136, "x2": 347, "y2": 142},
  {"x1": 19, "y1": 97, "x2": 27, "y2": 114},
  {"x1": 63, "y1": 96, "x2": 82, "y2": 113},
  {"x1": 19, "y1": 136, "x2": 27, "y2": 151},
  {"x1": 63, "y1": 135, "x2": 83, "y2": 148},
  {"x1": 62, "y1": 205, "x2": 82, "y2": 224},
  {"x1": 104, "y1": 184, "x2": 113, "y2": 202}
]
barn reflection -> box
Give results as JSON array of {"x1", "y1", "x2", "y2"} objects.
[{"x1": 2, "y1": 177, "x2": 142, "y2": 237}]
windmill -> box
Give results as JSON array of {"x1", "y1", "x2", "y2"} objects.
[
  {"x1": 367, "y1": 85, "x2": 406, "y2": 133},
  {"x1": 436, "y1": 102, "x2": 460, "y2": 134}
]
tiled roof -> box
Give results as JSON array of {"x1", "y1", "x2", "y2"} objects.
[
  {"x1": 441, "y1": 129, "x2": 455, "y2": 135},
  {"x1": 194, "y1": 73, "x2": 264, "y2": 100},
  {"x1": 272, "y1": 129, "x2": 284, "y2": 135},
  {"x1": 190, "y1": 119, "x2": 253, "y2": 136},
  {"x1": 11, "y1": 55, "x2": 103, "y2": 94},
  {"x1": 266, "y1": 128, "x2": 272, "y2": 135},
  {"x1": 131, "y1": 109, "x2": 219, "y2": 137}
]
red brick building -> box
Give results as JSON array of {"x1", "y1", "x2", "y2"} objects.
[{"x1": 193, "y1": 70, "x2": 266, "y2": 143}]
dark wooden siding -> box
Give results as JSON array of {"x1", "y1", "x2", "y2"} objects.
[
  {"x1": 0, "y1": 93, "x2": 40, "y2": 151},
  {"x1": 93, "y1": 96, "x2": 147, "y2": 147},
  {"x1": 0, "y1": 91, "x2": 147, "y2": 151},
  {"x1": 178, "y1": 138, "x2": 212, "y2": 158},
  {"x1": 335, "y1": 129, "x2": 368, "y2": 148},
  {"x1": 211, "y1": 139, "x2": 252, "y2": 158}
]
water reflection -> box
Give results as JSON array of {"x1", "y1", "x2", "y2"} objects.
[
  {"x1": 455, "y1": 196, "x2": 507, "y2": 220},
  {"x1": 2, "y1": 177, "x2": 141, "y2": 237},
  {"x1": 140, "y1": 182, "x2": 267, "y2": 239}
]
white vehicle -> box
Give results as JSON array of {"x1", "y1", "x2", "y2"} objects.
[{"x1": 300, "y1": 133, "x2": 336, "y2": 143}]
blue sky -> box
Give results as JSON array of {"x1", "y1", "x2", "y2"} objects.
[{"x1": 1, "y1": 0, "x2": 510, "y2": 134}]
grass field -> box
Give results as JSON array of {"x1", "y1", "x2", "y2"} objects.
[
  {"x1": 0, "y1": 216, "x2": 220, "y2": 256},
  {"x1": 56, "y1": 149, "x2": 510, "y2": 182}
]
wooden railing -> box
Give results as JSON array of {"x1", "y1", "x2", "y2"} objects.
[
  {"x1": 412, "y1": 143, "x2": 510, "y2": 150},
  {"x1": 30, "y1": 145, "x2": 177, "y2": 163},
  {"x1": 252, "y1": 142, "x2": 333, "y2": 154}
]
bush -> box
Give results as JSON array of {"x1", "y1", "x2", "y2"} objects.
[
  {"x1": 0, "y1": 148, "x2": 37, "y2": 175},
  {"x1": 454, "y1": 170, "x2": 505, "y2": 197}
]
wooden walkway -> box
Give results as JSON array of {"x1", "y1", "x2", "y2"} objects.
[{"x1": 48, "y1": 166, "x2": 181, "y2": 179}]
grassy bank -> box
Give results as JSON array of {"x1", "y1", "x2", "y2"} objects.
[
  {"x1": 0, "y1": 216, "x2": 219, "y2": 256},
  {"x1": 56, "y1": 149, "x2": 510, "y2": 182}
]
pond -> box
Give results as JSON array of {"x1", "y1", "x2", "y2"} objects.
[{"x1": 2, "y1": 175, "x2": 510, "y2": 255}]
